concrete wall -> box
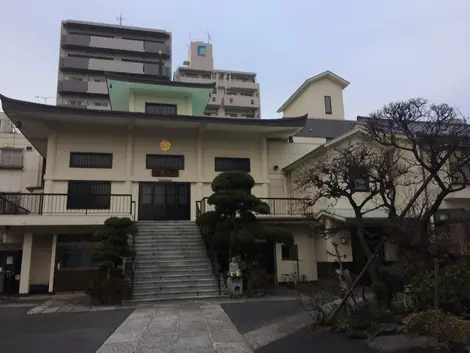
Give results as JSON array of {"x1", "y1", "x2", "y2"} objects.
[
  {"x1": 275, "y1": 225, "x2": 318, "y2": 282},
  {"x1": 0, "y1": 129, "x2": 43, "y2": 193}
]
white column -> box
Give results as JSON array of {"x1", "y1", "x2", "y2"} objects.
[
  {"x1": 196, "y1": 134, "x2": 204, "y2": 200},
  {"x1": 261, "y1": 136, "x2": 269, "y2": 197},
  {"x1": 44, "y1": 131, "x2": 57, "y2": 193},
  {"x1": 125, "y1": 132, "x2": 135, "y2": 192},
  {"x1": 48, "y1": 234, "x2": 58, "y2": 293},
  {"x1": 19, "y1": 233, "x2": 33, "y2": 295}
]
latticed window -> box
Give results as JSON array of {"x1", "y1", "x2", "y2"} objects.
[
  {"x1": 214, "y1": 157, "x2": 251, "y2": 172},
  {"x1": 69, "y1": 152, "x2": 113, "y2": 168},
  {"x1": 146, "y1": 154, "x2": 185, "y2": 170}
]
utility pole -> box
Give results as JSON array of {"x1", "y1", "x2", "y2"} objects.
[
  {"x1": 35, "y1": 96, "x2": 55, "y2": 104},
  {"x1": 116, "y1": 12, "x2": 127, "y2": 26}
]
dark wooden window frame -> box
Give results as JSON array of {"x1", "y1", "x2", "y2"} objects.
[
  {"x1": 69, "y1": 152, "x2": 113, "y2": 169},
  {"x1": 281, "y1": 244, "x2": 298, "y2": 261},
  {"x1": 214, "y1": 157, "x2": 251, "y2": 172},
  {"x1": 324, "y1": 95, "x2": 333, "y2": 115},
  {"x1": 66, "y1": 180, "x2": 111, "y2": 210},
  {"x1": 145, "y1": 103, "x2": 177, "y2": 115},
  {"x1": 348, "y1": 166, "x2": 370, "y2": 192},
  {"x1": 146, "y1": 154, "x2": 185, "y2": 170}
]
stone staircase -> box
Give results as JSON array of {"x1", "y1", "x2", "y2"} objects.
[{"x1": 131, "y1": 220, "x2": 225, "y2": 301}]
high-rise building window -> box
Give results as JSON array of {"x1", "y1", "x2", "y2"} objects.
[{"x1": 324, "y1": 96, "x2": 333, "y2": 115}]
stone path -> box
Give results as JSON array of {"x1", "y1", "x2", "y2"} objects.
[{"x1": 97, "y1": 303, "x2": 253, "y2": 353}]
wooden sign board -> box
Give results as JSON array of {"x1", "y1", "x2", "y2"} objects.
[{"x1": 151, "y1": 169, "x2": 179, "y2": 178}]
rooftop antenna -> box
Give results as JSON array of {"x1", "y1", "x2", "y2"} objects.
[
  {"x1": 116, "y1": 12, "x2": 127, "y2": 26},
  {"x1": 207, "y1": 31, "x2": 212, "y2": 43},
  {"x1": 35, "y1": 96, "x2": 55, "y2": 104}
]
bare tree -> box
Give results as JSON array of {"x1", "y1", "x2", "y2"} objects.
[
  {"x1": 296, "y1": 135, "x2": 411, "y2": 282},
  {"x1": 296, "y1": 98, "x2": 470, "y2": 323}
]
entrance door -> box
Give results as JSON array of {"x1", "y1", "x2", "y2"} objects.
[{"x1": 138, "y1": 182, "x2": 190, "y2": 221}]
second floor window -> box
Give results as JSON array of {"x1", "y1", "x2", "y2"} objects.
[
  {"x1": 215, "y1": 157, "x2": 251, "y2": 172},
  {"x1": 324, "y1": 96, "x2": 333, "y2": 115},
  {"x1": 69, "y1": 152, "x2": 113, "y2": 169},
  {"x1": 0, "y1": 148, "x2": 23, "y2": 168},
  {"x1": 348, "y1": 166, "x2": 369, "y2": 192},
  {"x1": 145, "y1": 103, "x2": 177, "y2": 115}
]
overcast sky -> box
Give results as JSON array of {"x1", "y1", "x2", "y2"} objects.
[{"x1": 1, "y1": 0, "x2": 469, "y2": 119}]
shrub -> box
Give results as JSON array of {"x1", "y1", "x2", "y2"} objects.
[
  {"x1": 86, "y1": 217, "x2": 136, "y2": 305},
  {"x1": 331, "y1": 304, "x2": 396, "y2": 335},
  {"x1": 401, "y1": 309, "x2": 468, "y2": 344},
  {"x1": 407, "y1": 259, "x2": 470, "y2": 314}
]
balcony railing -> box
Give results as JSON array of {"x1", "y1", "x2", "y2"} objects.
[
  {"x1": 0, "y1": 193, "x2": 134, "y2": 216},
  {"x1": 196, "y1": 197, "x2": 314, "y2": 218}
]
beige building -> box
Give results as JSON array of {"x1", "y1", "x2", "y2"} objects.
[
  {"x1": 2, "y1": 69, "x2": 434, "y2": 299},
  {"x1": 0, "y1": 113, "x2": 44, "y2": 193},
  {"x1": 174, "y1": 41, "x2": 261, "y2": 119}
]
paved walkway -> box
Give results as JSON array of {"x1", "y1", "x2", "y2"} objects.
[{"x1": 97, "y1": 303, "x2": 253, "y2": 353}]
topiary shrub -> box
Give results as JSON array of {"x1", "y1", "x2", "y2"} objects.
[
  {"x1": 196, "y1": 171, "x2": 294, "y2": 275},
  {"x1": 86, "y1": 217, "x2": 136, "y2": 305},
  {"x1": 401, "y1": 309, "x2": 468, "y2": 344}
]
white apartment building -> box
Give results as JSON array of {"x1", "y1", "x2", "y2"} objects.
[{"x1": 174, "y1": 41, "x2": 261, "y2": 119}]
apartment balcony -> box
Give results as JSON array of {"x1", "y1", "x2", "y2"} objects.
[
  {"x1": 196, "y1": 197, "x2": 313, "y2": 219},
  {"x1": 178, "y1": 76, "x2": 215, "y2": 85},
  {"x1": 58, "y1": 79, "x2": 108, "y2": 95},
  {"x1": 224, "y1": 95, "x2": 260, "y2": 108},
  {"x1": 207, "y1": 93, "x2": 223, "y2": 106},
  {"x1": 60, "y1": 57, "x2": 171, "y2": 77},
  {"x1": 227, "y1": 80, "x2": 260, "y2": 91},
  {"x1": 61, "y1": 34, "x2": 171, "y2": 56},
  {"x1": 0, "y1": 193, "x2": 134, "y2": 226}
]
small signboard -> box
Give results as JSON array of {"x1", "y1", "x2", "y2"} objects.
[{"x1": 151, "y1": 169, "x2": 179, "y2": 178}]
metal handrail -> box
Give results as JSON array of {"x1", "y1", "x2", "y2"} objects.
[{"x1": 196, "y1": 201, "x2": 222, "y2": 295}]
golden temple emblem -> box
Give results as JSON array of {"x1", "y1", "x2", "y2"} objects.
[{"x1": 160, "y1": 140, "x2": 171, "y2": 151}]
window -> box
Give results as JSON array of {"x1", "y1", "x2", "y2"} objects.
[
  {"x1": 214, "y1": 157, "x2": 251, "y2": 172},
  {"x1": 251, "y1": 100, "x2": 254, "y2": 105},
  {"x1": 324, "y1": 96, "x2": 332, "y2": 115},
  {"x1": 281, "y1": 244, "x2": 298, "y2": 261},
  {"x1": 26, "y1": 146, "x2": 33, "y2": 152},
  {"x1": 67, "y1": 100, "x2": 84, "y2": 106},
  {"x1": 146, "y1": 154, "x2": 185, "y2": 170},
  {"x1": 212, "y1": 97, "x2": 216, "y2": 102},
  {"x1": 348, "y1": 166, "x2": 369, "y2": 192},
  {"x1": 69, "y1": 152, "x2": 113, "y2": 169},
  {"x1": 229, "y1": 98, "x2": 234, "y2": 103},
  {"x1": 0, "y1": 148, "x2": 23, "y2": 168},
  {"x1": 67, "y1": 181, "x2": 111, "y2": 210},
  {"x1": 145, "y1": 103, "x2": 177, "y2": 115},
  {"x1": 57, "y1": 244, "x2": 97, "y2": 269}
]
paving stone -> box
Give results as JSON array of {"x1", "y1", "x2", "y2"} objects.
[
  {"x1": 104, "y1": 331, "x2": 143, "y2": 344},
  {"x1": 96, "y1": 341, "x2": 139, "y2": 353},
  {"x1": 174, "y1": 334, "x2": 212, "y2": 349},
  {"x1": 213, "y1": 343, "x2": 253, "y2": 353}
]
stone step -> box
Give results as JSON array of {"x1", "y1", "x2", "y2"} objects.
[
  {"x1": 134, "y1": 277, "x2": 218, "y2": 286},
  {"x1": 135, "y1": 238, "x2": 202, "y2": 243},
  {"x1": 133, "y1": 272, "x2": 216, "y2": 280},
  {"x1": 132, "y1": 288, "x2": 222, "y2": 301},
  {"x1": 133, "y1": 282, "x2": 219, "y2": 292},
  {"x1": 134, "y1": 268, "x2": 214, "y2": 276},
  {"x1": 136, "y1": 233, "x2": 200, "y2": 237},
  {"x1": 134, "y1": 256, "x2": 209, "y2": 267},
  {"x1": 134, "y1": 249, "x2": 207, "y2": 256},
  {"x1": 134, "y1": 264, "x2": 212, "y2": 272},
  {"x1": 134, "y1": 245, "x2": 206, "y2": 251},
  {"x1": 130, "y1": 291, "x2": 225, "y2": 302}
]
